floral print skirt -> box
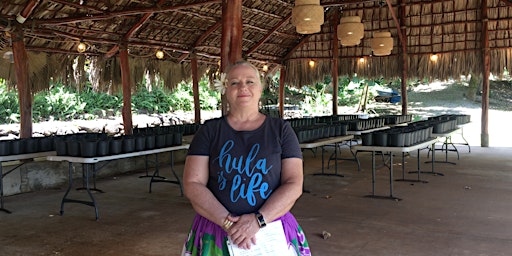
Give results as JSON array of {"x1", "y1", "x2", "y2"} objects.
[{"x1": 181, "y1": 211, "x2": 312, "y2": 256}]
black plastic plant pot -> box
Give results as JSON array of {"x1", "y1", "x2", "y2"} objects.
[
  {"x1": 0, "y1": 140, "x2": 11, "y2": 156},
  {"x1": 122, "y1": 137, "x2": 135, "y2": 153},
  {"x1": 134, "y1": 136, "x2": 146, "y2": 151},
  {"x1": 373, "y1": 132, "x2": 388, "y2": 147},
  {"x1": 109, "y1": 138, "x2": 123, "y2": 155},
  {"x1": 388, "y1": 133, "x2": 404, "y2": 147},
  {"x1": 361, "y1": 133, "x2": 373, "y2": 146},
  {"x1": 55, "y1": 139, "x2": 68, "y2": 156},
  {"x1": 67, "y1": 140, "x2": 80, "y2": 157},
  {"x1": 173, "y1": 132, "x2": 183, "y2": 146},
  {"x1": 80, "y1": 140, "x2": 97, "y2": 157},
  {"x1": 155, "y1": 134, "x2": 166, "y2": 148},
  {"x1": 165, "y1": 133, "x2": 174, "y2": 147},
  {"x1": 146, "y1": 135, "x2": 156, "y2": 149},
  {"x1": 96, "y1": 140, "x2": 109, "y2": 156}
]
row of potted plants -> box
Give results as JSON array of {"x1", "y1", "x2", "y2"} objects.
[
  {"x1": 361, "y1": 121, "x2": 435, "y2": 147},
  {"x1": 0, "y1": 123, "x2": 203, "y2": 157}
]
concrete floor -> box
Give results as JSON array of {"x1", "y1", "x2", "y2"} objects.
[{"x1": 1, "y1": 142, "x2": 512, "y2": 256}]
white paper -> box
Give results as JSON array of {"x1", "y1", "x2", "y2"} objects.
[{"x1": 226, "y1": 220, "x2": 294, "y2": 256}]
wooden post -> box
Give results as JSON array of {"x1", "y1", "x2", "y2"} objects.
[
  {"x1": 481, "y1": 0, "x2": 490, "y2": 147},
  {"x1": 331, "y1": 11, "x2": 339, "y2": 116},
  {"x1": 279, "y1": 67, "x2": 286, "y2": 118},
  {"x1": 400, "y1": 0, "x2": 408, "y2": 115},
  {"x1": 220, "y1": 0, "x2": 243, "y2": 115},
  {"x1": 191, "y1": 54, "x2": 201, "y2": 124},
  {"x1": 11, "y1": 26, "x2": 32, "y2": 139},
  {"x1": 119, "y1": 44, "x2": 133, "y2": 135}
]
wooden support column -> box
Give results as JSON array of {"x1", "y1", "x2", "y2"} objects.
[
  {"x1": 399, "y1": 0, "x2": 408, "y2": 115},
  {"x1": 331, "y1": 11, "x2": 339, "y2": 116},
  {"x1": 191, "y1": 54, "x2": 201, "y2": 124},
  {"x1": 279, "y1": 66, "x2": 286, "y2": 118},
  {"x1": 481, "y1": 0, "x2": 490, "y2": 147},
  {"x1": 220, "y1": 0, "x2": 243, "y2": 115},
  {"x1": 119, "y1": 44, "x2": 133, "y2": 135},
  {"x1": 11, "y1": 26, "x2": 32, "y2": 138}
]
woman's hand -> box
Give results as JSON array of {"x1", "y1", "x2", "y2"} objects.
[{"x1": 227, "y1": 213, "x2": 259, "y2": 249}]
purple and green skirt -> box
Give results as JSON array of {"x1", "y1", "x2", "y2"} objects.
[{"x1": 181, "y1": 212, "x2": 311, "y2": 256}]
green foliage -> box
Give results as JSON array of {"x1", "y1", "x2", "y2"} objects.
[
  {"x1": 132, "y1": 86, "x2": 173, "y2": 114},
  {"x1": 80, "y1": 87, "x2": 122, "y2": 115},
  {"x1": 0, "y1": 84, "x2": 20, "y2": 124},
  {"x1": 32, "y1": 84, "x2": 86, "y2": 121}
]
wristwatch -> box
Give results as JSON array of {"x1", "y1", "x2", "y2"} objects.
[{"x1": 255, "y1": 211, "x2": 266, "y2": 228}]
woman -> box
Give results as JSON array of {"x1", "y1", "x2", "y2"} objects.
[{"x1": 181, "y1": 60, "x2": 311, "y2": 255}]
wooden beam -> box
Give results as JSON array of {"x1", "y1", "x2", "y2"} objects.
[
  {"x1": 385, "y1": 0, "x2": 406, "y2": 50},
  {"x1": 119, "y1": 44, "x2": 133, "y2": 135},
  {"x1": 191, "y1": 54, "x2": 201, "y2": 124},
  {"x1": 16, "y1": 0, "x2": 40, "y2": 24},
  {"x1": 399, "y1": 0, "x2": 408, "y2": 115},
  {"x1": 178, "y1": 20, "x2": 222, "y2": 63},
  {"x1": 33, "y1": 0, "x2": 222, "y2": 25},
  {"x1": 279, "y1": 67, "x2": 286, "y2": 119},
  {"x1": 481, "y1": 0, "x2": 490, "y2": 147},
  {"x1": 104, "y1": 0, "x2": 167, "y2": 58},
  {"x1": 11, "y1": 26, "x2": 32, "y2": 138},
  {"x1": 500, "y1": 0, "x2": 512, "y2": 6},
  {"x1": 220, "y1": 0, "x2": 243, "y2": 115},
  {"x1": 331, "y1": 11, "x2": 339, "y2": 116},
  {"x1": 246, "y1": 13, "x2": 292, "y2": 56}
]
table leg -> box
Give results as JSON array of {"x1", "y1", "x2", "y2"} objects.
[
  {"x1": 60, "y1": 163, "x2": 99, "y2": 220},
  {"x1": 400, "y1": 149, "x2": 428, "y2": 183},
  {"x1": 0, "y1": 164, "x2": 12, "y2": 214},
  {"x1": 149, "y1": 152, "x2": 183, "y2": 195}
]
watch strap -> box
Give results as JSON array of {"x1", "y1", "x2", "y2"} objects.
[{"x1": 255, "y1": 211, "x2": 266, "y2": 228}]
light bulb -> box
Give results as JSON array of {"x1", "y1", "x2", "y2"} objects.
[
  {"x1": 155, "y1": 50, "x2": 164, "y2": 59},
  {"x1": 77, "y1": 42, "x2": 86, "y2": 53}
]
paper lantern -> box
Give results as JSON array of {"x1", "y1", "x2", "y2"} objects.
[
  {"x1": 371, "y1": 32, "x2": 393, "y2": 56},
  {"x1": 337, "y1": 16, "x2": 364, "y2": 46},
  {"x1": 291, "y1": 0, "x2": 324, "y2": 34}
]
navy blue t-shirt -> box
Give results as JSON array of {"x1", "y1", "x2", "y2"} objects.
[{"x1": 187, "y1": 116, "x2": 302, "y2": 216}]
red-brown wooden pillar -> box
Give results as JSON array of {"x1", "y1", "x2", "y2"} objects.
[
  {"x1": 191, "y1": 54, "x2": 201, "y2": 124},
  {"x1": 331, "y1": 11, "x2": 339, "y2": 116},
  {"x1": 400, "y1": 0, "x2": 408, "y2": 115},
  {"x1": 119, "y1": 44, "x2": 133, "y2": 135},
  {"x1": 481, "y1": 0, "x2": 490, "y2": 147},
  {"x1": 220, "y1": 0, "x2": 243, "y2": 115},
  {"x1": 11, "y1": 26, "x2": 32, "y2": 138},
  {"x1": 279, "y1": 66, "x2": 286, "y2": 118}
]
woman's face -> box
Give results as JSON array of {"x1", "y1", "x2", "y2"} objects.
[{"x1": 225, "y1": 64, "x2": 262, "y2": 109}]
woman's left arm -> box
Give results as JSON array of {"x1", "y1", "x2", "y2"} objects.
[{"x1": 257, "y1": 157, "x2": 303, "y2": 222}]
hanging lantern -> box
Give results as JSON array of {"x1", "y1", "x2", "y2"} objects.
[
  {"x1": 291, "y1": 0, "x2": 324, "y2": 34},
  {"x1": 370, "y1": 32, "x2": 393, "y2": 56},
  {"x1": 337, "y1": 16, "x2": 364, "y2": 46}
]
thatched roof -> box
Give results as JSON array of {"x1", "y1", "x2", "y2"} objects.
[{"x1": 0, "y1": 0, "x2": 511, "y2": 92}]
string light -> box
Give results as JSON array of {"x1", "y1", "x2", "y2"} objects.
[
  {"x1": 77, "y1": 41, "x2": 87, "y2": 53},
  {"x1": 309, "y1": 59, "x2": 315, "y2": 68},
  {"x1": 359, "y1": 57, "x2": 365, "y2": 63},
  {"x1": 262, "y1": 64, "x2": 268, "y2": 72},
  {"x1": 430, "y1": 53, "x2": 438, "y2": 62},
  {"x1": 155, "y1": 49, "x2": 165, "y2": 59}
]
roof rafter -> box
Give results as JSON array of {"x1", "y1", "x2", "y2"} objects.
[{"x1": 30, "y1": 0, "x2": 221, "y2": 25}]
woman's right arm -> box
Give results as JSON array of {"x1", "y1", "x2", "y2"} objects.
[{"x1": 183, "y1": 155, "x2": 232, "y2": 227}]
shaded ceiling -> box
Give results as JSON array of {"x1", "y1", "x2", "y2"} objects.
[{"x1": 0, "y1": 0, "x2": 511, "y2": 90}]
